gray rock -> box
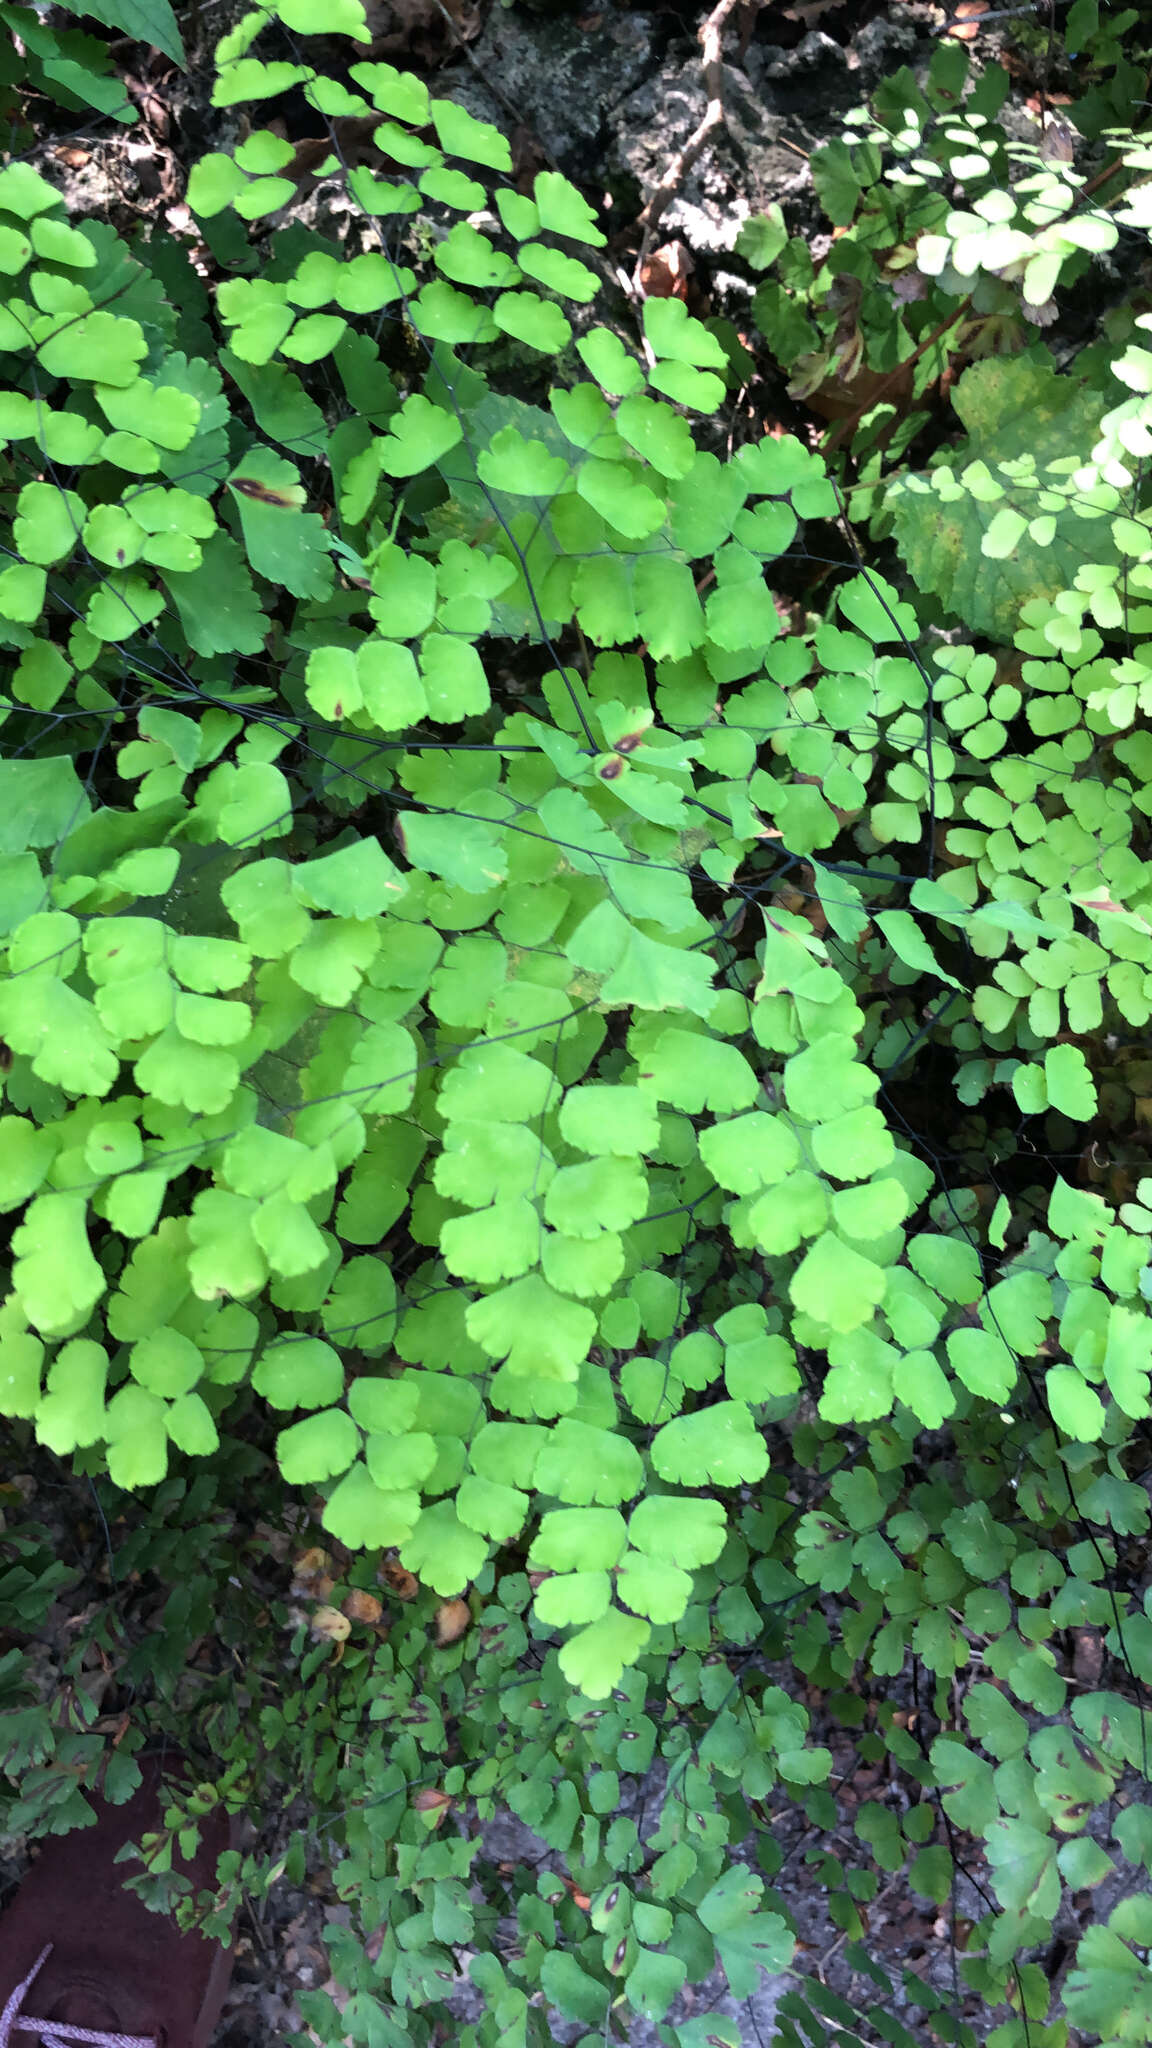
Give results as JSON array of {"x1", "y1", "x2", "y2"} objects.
[
  {"x1": 852, "y1": 12, "x2": 923, "y2": 84},
  {"x1": 758, "y1": 30, "x2": 848, "y2": 81},
  {"x1": 445, "y1": 8, "x2": 660, "y2": 170},
  {"x1": 610, "y1": 55, "x2": 811, "y2": 257}
]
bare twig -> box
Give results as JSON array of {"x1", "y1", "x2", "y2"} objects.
[{"x1": 634, "y1": 0, "x2": 746, "y2": 273}]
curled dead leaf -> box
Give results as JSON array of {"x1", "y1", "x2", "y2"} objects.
[
  {"x1": 342, "y1": 1588, "x2": 384, "y2": 1626},
  {"x1": 293, "y1": 1548, "x2": 336, "y2": 1600},
  {"x1": 310, "y1": 1605, "x2": 351, "y2": 1643},
  {"x1": 1071, "y1": 1628, "x2": 1103, "y2": 1686},
  {"x1": 293, "y1": 1547, "x2": 332, "y2": 1581},
  {"x1": 435, "y1": 1597, "x2": 471, "y2": 1646},
  {"x1": 380, "y1": 1558, "x2": 420, "y2": 1600},
  {"x1": 638, "y1": 240, "x2": 693, "y2": 301},
  {"x1": 946, "y1": 0, "x2": 987, "y2": 40}
]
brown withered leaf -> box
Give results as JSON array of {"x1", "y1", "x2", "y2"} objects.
[
  {"x1": 292, "y1": 1548, "x2": 336, "y2": 1600},
  {"x1": 1071, "y1": 1628, "x2": 1104, "y2": 1686},
  {"x1": 380, "y1": 1558, "x2": 420, "y2": 1600},
  {"x1": 799, "y1": 357, "x2": 916, "y2": 425},
  {"x1": 294, "y1": 1547, "x2": 333, "y2": 1580},
  {"x1": 342, "y1": 1588, "x2": 384, "y2": 1626},
  {"x1": 1038, "y1": 116, "x2": 1076, "y2": 164},
  {"x1": 435, "y1": 1597, "x2": 471, "y2": 1645},
  {"x1": 638, "y1": 240, "x2": 694, "y2": 301},
  {"x1": 946, "y1": 0, "x2": 987, "y2": 39},
  {"x1": 511, "y1": 125, "x2": 549, "y2": 198},
  {"x1": 409, "y1": 1785, "x2": 450, "y2": 1818},
  {"x1": 310, "y1": 1605, "x2": 352, "y2": 1643}
]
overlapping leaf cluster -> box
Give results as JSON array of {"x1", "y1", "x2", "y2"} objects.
[
  {"x1": 2, "y1": 4, "x2": 1152, "y2": 2045},
  {"x1": 747, "y1": 25, "x2": 1152, "y2": 496}
]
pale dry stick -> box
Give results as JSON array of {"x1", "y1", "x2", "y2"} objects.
[
  {"x1": 613, "y1": 261, "x2": 658, "y2": 371},
  {"x1": 634, "y1": 0, "x2": 746, "y2": 278}
]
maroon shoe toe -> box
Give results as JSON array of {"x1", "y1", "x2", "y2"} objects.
[{"x1": 0, "y1": 1756, "x2": 235, "y2": 2048}]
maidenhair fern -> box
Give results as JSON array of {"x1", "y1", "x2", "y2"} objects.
[{"x1": 3, "y1": 5, "x2": 1152, "y2": 2046}]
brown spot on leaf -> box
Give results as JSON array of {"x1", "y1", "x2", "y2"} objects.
[{"x1": 230, "y1": 477, "x2": 299, "y2": 508}]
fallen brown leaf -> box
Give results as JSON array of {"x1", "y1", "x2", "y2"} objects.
[
  {"x1": 638, "y1": 240, "x2": 694, "y2": 300},
  {"x1": 435, "y1": 1597, "x2": 471, "y2": 1645},
  {"x1": 310, "y1": 1605, "x2": 351, "y2": 1643},
  {"x1": 293, "y1": 1547, "x2": 332, "y2": 1581},
  {"x1": 947, "y1": 0, "x2": 987, "y2": 39},
  {"x1": 1071, "y1": 1628, "x2": 1104, "y2": 1686},
  {"x1": 342, "y1": 1588, "x2": 384, "y2": 1626},
  {"x1": 380, "y1": 1558, "x2": 420, "y2": 1600}
]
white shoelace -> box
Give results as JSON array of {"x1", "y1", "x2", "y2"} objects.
[{"x1": 0, "y1": 1947, "x2": 156, "y2": 2048}]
